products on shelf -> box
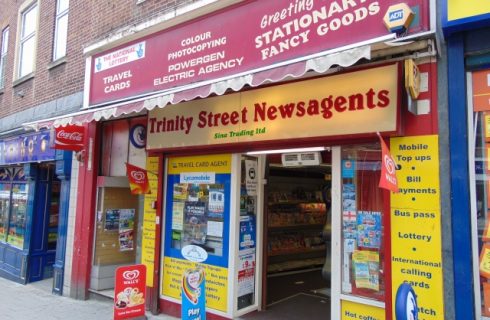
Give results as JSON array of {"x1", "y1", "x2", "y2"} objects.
[
  {"x1": 267, "y1": 184, "x2": 330, "y2": 274},
  {"x1": 268, "y1": 202, "x2": 326, "y2": 227},
  {"x1": 268, "y1": 232, "x2": 325, "y2": 255}
]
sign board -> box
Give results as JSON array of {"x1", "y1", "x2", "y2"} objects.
[
  {"x1": 53, "y1": 125, "x2": 85, "y2": 152},
  {"x1": 162, "y1": 257, "x2": 228, "y2": 312},
  {"x1": 405, "y1": 59, "x2": 420, "y2": 99},
  {"x1": 390, "y1": 135, "x2": 444, "y2": 320},
  {"x1": 181, "y1": 267, "x2": 206, "y2": 320},
  {"x1": 446, "y1": 0, "x2": 490, "y2": 22},
  {"x1": 89, "y1": 0, "x2": 429, "y2": 106},
  {"x1": 472, "y1": 70, "x2": 490, "y2": 112},
  {"x1": 341, "y1": 300, "x2": 385, "y2": 320},
  {"x1": 147, "y1": 63, "x2": 400, "y2": 151},
  {"x1": 0, "y1": 129, "x2": 56, "y2": 165},
  {"x1": 114, "y1": 264, "x2": 146, "y2": 320},
  {"x1": 443, "y1": 0, "x2": 490, "y2": 33},
  {"x1": 141, "y1": 157, "x2": 159, "y2": 286}
]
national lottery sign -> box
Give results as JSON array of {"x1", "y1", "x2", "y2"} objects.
[{"x1": 89, "y1": 0, "x2": 429, "y2": 106}]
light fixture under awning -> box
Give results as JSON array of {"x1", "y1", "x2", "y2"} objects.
[{"x1": 24, "y1": 45, "x2": 371, "y2": 130}]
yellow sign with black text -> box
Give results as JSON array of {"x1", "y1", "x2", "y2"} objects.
[
  {"x1": 341, "y1": 300, "x2": 385, "y2": 320},
  {"x1": 161, "y1": 257, "x2": 228, "y2": 312},
  {"x1": 142, "y1": 156, "x2": 159, "y2": 287},
  {"x1": 390, "y1": 135, "x2": 444, "y2": 320},
  {"x1": 168, "y1": 154, "x2": 231, "y2": 174}
]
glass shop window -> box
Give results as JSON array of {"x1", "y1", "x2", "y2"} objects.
[
  {"x1": 470, "y1": 69, "x2": 490, "y2": 318},
  {"x1": 0, "y1": 167, "x2": 28, "y2": 248},
  {"x1": 340, "y1": 143, "x2": 385, "y2": 302}
]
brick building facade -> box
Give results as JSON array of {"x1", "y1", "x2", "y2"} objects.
[
  {"x1": 0, "y1": 0, "x2": 219, "y2": 302},
  {"x1": 0, "y1": 0, "x2": 202, "y2": 133}
]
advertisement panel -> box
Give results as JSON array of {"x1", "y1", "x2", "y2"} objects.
[
  {"x1": 390, "y1": 135, "x2": 444, "y2": 320},
  {"x1": 0, "y1": 130, "x2": 55, "y2": 165},
  {"x1": 446, "y1": 0, "x2": 490, "y2": 22},
  {"x1": 89, "y1": 0, "x2": 429, "y2": 106},
  {"x1": 114, "y1": 264, "x2": 146, "y2": 320},
  {"x1": 341, "y1": 300, "x2": 385, "y2": 320},
  {"x1": 162, "y1": 154, "x2": 231, "y2": 314},
  {"x1": 443, "y1": 0, "x2": 490, "y2": 33},
  {"x1": 53, "y1": 125, "x2": 85, "y2": 152},
  {"x1": 141, "y1": 157, "x2": 159, "y2": 286},
  {"x1": 147, "y1": 63, "x2": 399, "y2": 151}
]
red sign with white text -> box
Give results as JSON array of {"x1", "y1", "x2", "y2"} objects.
[
  {"x1": 90, "y1": 0, "x2": 429, "y2": 106},
  {"x1": 114, "y1": 264, "x2": 146, "y2": 320},
  {"x1": 53, "y1": 125, "x2": 85, "y2": 152}
]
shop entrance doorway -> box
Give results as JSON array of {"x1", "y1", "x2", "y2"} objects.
[
  {"x1": 262, "y1": 149, "x2": 332, "y2": 318},
  {"x1": 242, "y1": 142, "x2": 385, "y2": 320}
]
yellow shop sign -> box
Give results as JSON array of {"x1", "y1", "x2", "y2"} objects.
[
  {"x1": 147, "y1": 64, "x2": 400, "y2": 151},
  {"x1": 447, "y1": 0, "x2": 490, "y2": 22}
]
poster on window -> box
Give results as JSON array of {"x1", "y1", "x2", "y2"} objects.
[
  {"x1": 352, "y1": 250, "x2": 380, "y2": 291},
  {"x1": 164, "y1": 154, "x2": 231, "y2": 274},
  {"x1": 172, "y1": 201, "x2": 185, "y2": 231},
  {"x1": 342, "y1": 183, "x2": 356, "y2": 211},
  {"x1": 183, "y1": 201, "x2": 207, "y2": 245},
  {"x1": 356, "y1": 211, "x2": 382, "y2": 249},
  {"x1": 342, "y1": 210, "x2": 357, "y2": 240},
  {"x1": 105, "y1": 209, "x2": 120, "y2": 231},
  {"x1": 208, "y1": 186, "x2": 225, "y2": 219},
  {"x1": 238, "y1": 252, "x2": 256, "y2": 297},
  {"x1": 239, "y1": 215, "x2": 256, "y2": 251},
  {"x1": 119, "y1": 209, "x2": 135, "y2": 251},
  {"x1": 245, "y1": 160, "x2": 258, "y2": 196}
]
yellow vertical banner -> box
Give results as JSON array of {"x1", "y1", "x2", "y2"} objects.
[
  {"x1": 142, "y1": 156, "x2": 159, "y2": 287},
  {"x1": 390, "y1": 135, "x2": 444, "y2": 319}
]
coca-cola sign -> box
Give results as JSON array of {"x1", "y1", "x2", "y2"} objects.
[{"x1": 54, "y1": 125, "x2": 85, "y2": 152}]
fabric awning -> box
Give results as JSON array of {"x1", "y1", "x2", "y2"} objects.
[{"x1": 24, "y1": 45, "x2": 371, "y2": 130}]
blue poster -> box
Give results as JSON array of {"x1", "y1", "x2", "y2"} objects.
[
  {"x1": 356, "y1": 211, "x2": 382, "y2": 249},
  {"x1": 182, "y1": 268, "x2": 206, "y2": 320},
  {"x1": 342, "y1": 160, "x2": 356, "y2": 178},
  {"x1": 239, "y1": 215, "x2": 256, "y2": 251}
]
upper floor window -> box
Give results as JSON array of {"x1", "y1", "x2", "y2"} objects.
[
  {"x1": 53, "y1": 0, "x2": 69, "y2": 61},
  {"x1": 0, "y1": 27, "x2": 9, "y2": 89},
  {"x1": 18, "y1": 2, "x2": 38, "y2": 78}
]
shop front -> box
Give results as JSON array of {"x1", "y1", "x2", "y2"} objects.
[
  {"x1": 0, "y1": 129, "x2": 72, "y2": 290},
  {"x1": 443, "y1": 2, "x2": 490, "y2": 319},
  {"x1": 145, "y1": 60, "x2": 444, "y2": 319},
  {"x1": 54, "y1": 0, "x2": 445, "y2": 318}
]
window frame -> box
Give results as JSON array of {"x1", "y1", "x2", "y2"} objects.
[
  {"x1": 15, "y1": 1, "x2": 39, "y2": 80},
  {"x1": 0, "y1": 26, "x2": 9, "y2": 89},
  {"x1": 53, "y1": 0, "x2": 69, "y2": 61}
]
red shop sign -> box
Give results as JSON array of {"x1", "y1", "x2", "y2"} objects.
[
  {"x1": 114, "y1": 264, "x2": 147, "y2": 320},
  {"x1": 89, "y1": 0, "x2": 430, "y2": 106},
  {"x1": 53, "y1": 125, "x2": 85, "y2": 152}
]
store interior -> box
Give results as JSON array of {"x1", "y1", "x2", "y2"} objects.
[{"x1": 263, "y1": 150, "x2": 331, "y2": 316}]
